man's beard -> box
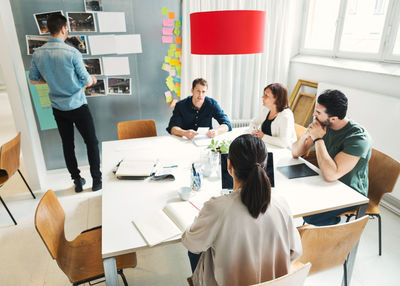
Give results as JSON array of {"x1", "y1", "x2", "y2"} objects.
[{"x1": 316, "y1": 117, "x2": 331, "y2": 127}]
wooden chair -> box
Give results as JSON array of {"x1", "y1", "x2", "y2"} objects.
[
  {"x1": 342, "y1": 149, "x2": 400, "y2": 255},
  {"x1": 289, "y1": 80, "x2": 318, "y2": 127},
  {"x1": 295, "y1": 216, "x2": 369, "y2": 286},
  {"x1": 0, "y1": 132, "x2": 35, "y2": 225},
  {"x1": 35, "y1": 190, "x2": 137, "y2": 286},
  {"x1": 117, "y1": 119, "x2": 157, "y2": 140},
  {"x1": 250, "y1": 262, "x2": 311, "y2": 286}
]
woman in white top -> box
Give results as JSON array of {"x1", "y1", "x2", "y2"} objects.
[
  {"x1": 182, "y1": 135, "x2": 302, "y2": 286},
  {"x1": 249, "y1": 83, "x2": 296, "y2": 148}
]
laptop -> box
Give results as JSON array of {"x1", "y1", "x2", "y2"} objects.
[{"x1": 221, "y1": 152, "x2": 275, "y2": 190}]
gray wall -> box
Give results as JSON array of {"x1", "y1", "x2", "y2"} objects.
[{"x1": 10, "y1": 0, "x2": 180, "y2": 170}]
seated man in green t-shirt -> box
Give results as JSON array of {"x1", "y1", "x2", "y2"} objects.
[{"x1": 292, "y1": 89, "x2": 372, "y2": 226}]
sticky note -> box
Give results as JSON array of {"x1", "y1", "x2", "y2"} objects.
[
  {"x1": 176, "y1": 65, "x2": 181, "y2": 75},
  {"x1": 169, "y1": 69, "x2": 176, "y2": 76},
  {"x1": 162, "y1": 27, "x2": 173, "y2": 35},
  {"x1": 169, "y1": 44, "x2": 176, "y2": 50},
  {"x1": 168, "y1": 12, "x2": 175, "y2": 19},
  {"x1": 168, "y1": 49, "x2": 174, "y2": 57},
  {"x1": 174, "y1": 28, "x2": 181, "y2": 36},
  {"x1": 169, "y1": 59, "x2": 179, "y2": 66},
  {"x1": 164, "y1": 91, "x2": 172, "y2": 103},
  {"x1": 166, "y1": 80, "x2": 174, "y2": 91},
  {"x1": 162, "y1": 36, "x2": 173, "y2": 44},
  {"x1": 175, "y1": 20, "x2": 181, "y2": 27},
  {"x1": 175, "y1": 51, "x2": 181, "y2": 58},
  {"x1": 175, "y1": 37, "x2": 182, "y2": 44},
  {"x1": 174, "y1": 76, "x2": 181, "y2": 83},
  {"x1": 165, "y1": 56, "x2": 170, "y2": 63},
  {"x1": 162, "y1": 63, "x2": 170, "y2": 72},
  {"x1": 170, "y1": 99, "x2": 178, "y2": 107},
  {"x1": 174, "y1": 83, "x2": 180, "y2": 94},
  {"x1": 176, "y1": 48, "x2": 182, "y2": 52},
  {"x1": 166, "y1": 75, "x2": 174, "y2": 84},
  {"x1": 162, "y1": 7, "x2": 168, "y2": 15},
  {"x1": 163, "y1": 19, "x2": 174, "y2": 26}
]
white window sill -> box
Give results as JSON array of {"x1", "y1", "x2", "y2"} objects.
[{"x1": 291, "y1": 55, "x2": 400, "y2": 78}]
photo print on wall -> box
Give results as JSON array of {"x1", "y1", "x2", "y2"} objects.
[{"x1": 33, "y1": 11, "x2": 64, "y2": 34}]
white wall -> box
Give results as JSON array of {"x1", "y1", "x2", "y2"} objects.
[{"x1": 288, "y1": 59, "x2": 400, "y2": 200}]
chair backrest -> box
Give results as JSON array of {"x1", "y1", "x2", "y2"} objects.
[
  {"x1": 34, "y1": 190, "x2": 67, "y2": 260},
  {"x1": 296, "y1": 216, "x2": 369, "y2": 274},
  {"x1": 117, "y1": 120, "x2": 157, "y2": 140},
  {"x1": 0, "y1": 132, "x2": 21, "y2": 178},
  {"x1": 367, "y1": 148, "x2": 400, "y2": 209},
  {"x1": 294, "y1": 123, "x2": 307, "y2": 140},
  {"x1": 250, "y1": 262, "x2": 311, "y2": 286}
]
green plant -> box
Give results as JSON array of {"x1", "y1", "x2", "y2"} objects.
[{"x1": 208, "y1": 139, "x2": 231, "y2": 154}]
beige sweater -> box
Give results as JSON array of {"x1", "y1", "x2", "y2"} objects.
[{"x1": 182, "y1": 191, "x2": 302, "y2": 286}]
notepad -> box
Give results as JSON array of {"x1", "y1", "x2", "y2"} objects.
[
  {"x1": 115, "y1": 160, "x2": 156, "y2": 178},
  {"x1": 132, "y1": 201, "x2": 200, "y2": 247},
  {"x1": 277, "y1": 163, "x2": 318, "y2": 179}
]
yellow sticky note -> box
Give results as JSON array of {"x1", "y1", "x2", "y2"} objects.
[
  {"x1": 165, "y1": 56, "x2": 170, "y2": 63},
  {"x1": 168, "y1": 12, "x2": 175, "y2": 19},
  {"x1": 169, "y1": 59, "x2": 179, "y2": 66},
  {"x1": 174, "y1": 27, "x2": 181, "y2": 36},
  {"x1": 168, "y1": 49, "x2": 174, "y2": 57},
  {"x1": 169, "y1": 44, "x2": 176, "y2": 50},
  {"x1": 177, "y1": 90, "x2": 181, "y2": 98},
  {"x1": 162, "y1": 7, "x2": 168, "y2": 15},
  {"x1": 175, "y1": 51, "x2": 181, "y2": 58},
  {"x1": 166, "y1": 80, "x2": 174, "y2": 91},
  {"x1": 175, "y1": 37, "x2": 182, "y2": 44},
  {"x1": 175, "y1": 20, "x2": 181, "y2": 27},
  {"x1": 176, "y1": 65, "x2": 181, "y2": 76}
]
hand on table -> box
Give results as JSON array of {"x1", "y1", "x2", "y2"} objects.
[
  {"x1": 185, "y1": 130, "x2": 198, "y2": 140},
  {"x1": 207, "y1": 129, "x2": 217, "y2": 138}
]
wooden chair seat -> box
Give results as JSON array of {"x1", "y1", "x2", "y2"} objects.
[
  {"x1": 250, "y1": 262, "x2": 311, "y2": 286},
  {"x1": 35, "y1": 190, "x2": 137, "y2": 285}
]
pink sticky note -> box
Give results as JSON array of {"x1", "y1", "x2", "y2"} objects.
[
  {"x1": 162, "y1": 36, "x2": 173, "y2": 44},
  {"x1": 163, "y1": 19, "x2": 174, "y2": 27},
  {"x1": 163, "y1": 64, "x2": 171, "y2": 72},
  {"x1": 169, "y1": 69, "x2": 176, "y2": 76},
  {"x1": 162, "y1": 27, "x2": 173, "y2": 35}
]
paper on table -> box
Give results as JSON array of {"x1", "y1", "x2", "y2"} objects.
[
  {"x1": 89, "y1": 35, "x2": 116, "y2": 55},
  {"x1": 102, "y1": 57, "x2": 130, "y2": 76},
  {"x1": 163, "y1": 202, "x2": 199, "y2": 232},
  {"x1": 132, "y1": 210, "x2": 181, "y2": 247},
  {"x1": 97, "y1": 12, "x2": 126, "y2": 33},
  {"x1": 197, "y1": 127, "x2": 209, "y2": 135},
  {"x1": 115, "y1": 34, "x2": 142, "y2": 54}
]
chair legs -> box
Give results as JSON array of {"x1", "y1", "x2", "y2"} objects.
[
  {"x1": 118, "y1": 269, "x2": 128, "y2": 286},
  {"x1": 345, "y1": 213, "x2": 382, "y2": 256},
  {"x1": 0, "y1": 196, "x2": 17, "y2": 225},
  {"x1": 343, "y1": 260, "x2": 348, "y2": 286},
  {"x1": 18, "y1": 169, "x2": 36, "y2": 199}
]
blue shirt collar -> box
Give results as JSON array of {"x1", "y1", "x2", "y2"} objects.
[{"x1": 48, "y1": 37, "x2": 65, "y2": 43}]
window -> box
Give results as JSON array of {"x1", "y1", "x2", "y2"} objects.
[{"x1": 301, "y1": 0, "x2": 400, "y2": 62}]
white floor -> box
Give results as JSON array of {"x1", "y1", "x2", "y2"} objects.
[{"x1": 1, "y1": 91, "x2": 400, "y2": 286}]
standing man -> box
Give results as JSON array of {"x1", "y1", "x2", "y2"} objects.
[
  {"x1": 29, "y1": 14, "x2": 102, "y2": 192},
  {"x1": 166, "y1": 78, "x2": 232, "y2": 139},
  {"x1": 292, "y1": 89, "x2": 371, "y2": 226}
]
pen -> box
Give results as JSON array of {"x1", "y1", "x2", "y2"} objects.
[
  {"x1": 163, "y1": 165, "x2": 178, "y2": 168},
  {"x1": 192, "y1": 163, "x2": 196, "y2": 176}
]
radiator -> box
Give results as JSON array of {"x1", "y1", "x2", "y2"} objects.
[{"x1": 231, "y1": 119, "x2": 251, "y2": 128}]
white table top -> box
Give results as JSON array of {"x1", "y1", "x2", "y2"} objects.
[{"x1": 101, "y1": 131, "x2": 368, "y2": 259}]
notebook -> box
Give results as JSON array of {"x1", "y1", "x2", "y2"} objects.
[
  {"x1": 132, "y1": 201, "x2": 200, "y2": 247},
  {"x1": 221, "y1": 152, "x2": 275, "y2": 189},
  {"x1": 115, "y1": 160, "x2": 156, "y2": 179},
  {"x1": 277, "y1": 163, "x2": 318, "y2": 179}
]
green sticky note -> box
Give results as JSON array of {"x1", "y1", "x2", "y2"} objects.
[
  {"x1": 165, "y1": 56, "x2": 170, "y2": 63},
  {"x1": 176, "y1": 65, "x2": 181, "y2": 76},
  {"x1": 162, "y1": 7, "x2": 168, "y2": 15},
  {"x1": 175, "y1": 51, "x2": 181, "y2": 58},
  {"x1": 166, "y1": 80, "x2": 174, "y2": 91},
  {"x1": 166, "y1": 75, "x2": 174, "y2": 84},
  {"x1": 169, "y1": 44, "x2": 176, "y2": 50},
  {"x1": 168, "y1": 49, "x2": 174, "y2": 57},
  {"x1": 175, "y1": 20, "x2": 181, "y2": 27},
  {"x1": 174, "y1": 27, "x2": 181, "y2": 36}
]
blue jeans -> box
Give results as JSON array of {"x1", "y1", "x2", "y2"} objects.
[
  {"x1": 188, "y1": 251, "x2": 201, "y2": 273},
  {"x1": 303, "y1": 206, "x2": 356, "y2": 226}
]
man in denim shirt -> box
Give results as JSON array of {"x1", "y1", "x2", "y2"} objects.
[
  {"x1": 166, "y1": 78, "x2": 232, "y2": 139},
  {"x1": 29, "y1": 14, "x2": 101, "y2": 193}
]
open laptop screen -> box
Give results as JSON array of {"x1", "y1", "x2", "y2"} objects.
[{"x1": 221, "y1": 152, "x2": 275, "y2": 190}]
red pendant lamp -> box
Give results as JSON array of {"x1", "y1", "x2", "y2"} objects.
[{"x1": 190, "y1": 10, "x2": 266, "y2": 55}]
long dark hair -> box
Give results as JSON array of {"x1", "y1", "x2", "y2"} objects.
[{"x1": 228, "y1": 134, "x2": 271, "y2": 218}]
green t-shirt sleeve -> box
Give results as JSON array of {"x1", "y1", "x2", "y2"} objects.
[{"x1": 342, "y1": 133, "x2": 370, "y2": 158}]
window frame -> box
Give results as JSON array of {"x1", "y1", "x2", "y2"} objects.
[{"x1": 300, "y1": 0, "x2": 400, "y2": 63}]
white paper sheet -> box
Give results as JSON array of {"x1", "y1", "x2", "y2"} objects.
[
  {"x1": 88, "y1": 35, "x2": 116, "y2": 55},
  {"x1": 97, "y1": 12, "x2": 126, "y2": 33},
  {"x1": 102, "y1": 57, "x2": 130, "y2": 76},
  {"x1": 115, "y1": 34, "x2": 142, "y2": 54}
]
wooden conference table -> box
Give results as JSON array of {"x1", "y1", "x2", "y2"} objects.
[{"x1": 102, "y1": 129, "x2": 368, "y2": 286}]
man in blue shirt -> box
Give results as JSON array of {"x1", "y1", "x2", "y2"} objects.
[
  {"x1": 166, "y1": 78, "x2": 232, "y2": 139},
  {"x1": 29, "y1": 14, "x2": 101, "y2": 193}
]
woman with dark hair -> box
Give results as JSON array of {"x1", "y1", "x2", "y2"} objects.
[
  {"x1": 182, "y1": 135, "x2": 301, "y2": 286},
  {"x1": 249, "y1": 83, "x2": 296, "y2": 148}
]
